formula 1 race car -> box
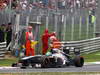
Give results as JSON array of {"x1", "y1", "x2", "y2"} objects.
[{"x1": 12, "y1": 48, "x2": 84, "y2": 69}]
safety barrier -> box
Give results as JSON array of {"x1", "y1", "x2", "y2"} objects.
[
  {"x1": 0, "y1": 42, "x2": 6, "y2": 59},
  {"x1": 61, "y1": 37, "x2": 100, "y2": 54}
]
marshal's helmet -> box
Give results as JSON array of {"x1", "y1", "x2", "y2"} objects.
[
  {"x1": 28, "y1": 26, "x2": 32, "y2": 29},
  {"x1": 44, "y1": 29, "x2": 48, "y2": 33}
]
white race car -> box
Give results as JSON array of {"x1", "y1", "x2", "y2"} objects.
[{"x1": 12, "y1": 48, "x2": 84, "y2": 68}]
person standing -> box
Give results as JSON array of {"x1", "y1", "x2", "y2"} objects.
[
  {"x1": 25, "y1": 26, "x2": 35, "y2": 56},
  {"x1": 41, "y1": 29, "x2": 52, "y2": 55},
  {"x1": 50, "y1": 32, "x2": 62, "y2": 49},
  {"x1": 6, "y1": 23, "x2": 12, "y2": 47},
  {"x1": 0, "y1": 24, "x2": 5, "y2": 42}
]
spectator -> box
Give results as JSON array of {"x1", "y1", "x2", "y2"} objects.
[
  {"x1": 91, "y1": 14, "x2": 96, "y2": 24},
  {"x1": 6, "y1": 23, "x2": 12, "y2": 48},
  {"x1": 42, "y1": 0, "x2": 49, "y2": 7},
  {"x1": 0, "y1": 0, "x2": 8, "y2": 10},
  {"x1": 11, "y1": 0, "x2": 18, "y2": 9},
  {"x1": 89, "y1": 14, "x2": 92, "y2": 24},
  {"x1": 0, "y1": 24, "x2": 5, "y2": 42},
  {"x1": 76, "y1": 0, "x2": 80, "y2": 8}
]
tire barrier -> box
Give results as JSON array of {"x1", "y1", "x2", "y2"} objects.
[{"x1": 0, "y1": 42, "x2": 6, "y2": 59}]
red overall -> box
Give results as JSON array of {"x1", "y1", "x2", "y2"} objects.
[
  {"x1": 42, "y1": 29, "x2": 51, "y2": 55},
  {"x1": 25, "y1": 31, "x2": 35, "y2": 56}
]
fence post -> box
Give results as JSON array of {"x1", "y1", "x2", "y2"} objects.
[
  {"x1": 8, "y1": 0, "x2": 12, "y2": 23},
  {"x1": 46, "y1": 12, "x2": 49, "y2": 29},
  {"x1": 71, "y1": 16, "x2": 75, "y2": 41},
  {"x1": 15, "y1": 13, "x2": 20, "y2": 33},
  {"x1": 86, "y1": 16, "x2": 89, "y2": 39},
  {"x1": 93, "y1": 16, "x2": 96, "y2": 38},
  {"x1": 63, "y1": 15, "x2": 66, "y2": 41},
  {"x1": 55, "y1": 14, "x2": 58, "y2": 33},
  {"x1": 14, "y1": 13, "x2": 20, "y2": 48},
  {"x1": 26, "y1": 16, "x2": 29, "y2": 26},
  {"x1": 79, "y1": 16, "x2": 82, "y2": 40}
]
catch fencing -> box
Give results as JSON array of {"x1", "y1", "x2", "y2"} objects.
[{"x1": 0, "y1": 5, "x2": 97, "y2": 41}]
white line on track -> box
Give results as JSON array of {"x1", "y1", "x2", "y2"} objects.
[
  {"x1": 85, "y1": 62, "x2": 100, "y2": 65},
  {"x1": 0, "y1": 67, "x2": 19, "y2": 69},
  {"x1": 0, "y1": 62, "x2": 100, "y2": 69}
]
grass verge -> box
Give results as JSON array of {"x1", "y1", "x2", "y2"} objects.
[
  {"x1": 0, "y1": 59, "x2": 18, "y2": 66},
  {"x1": 82, "y1": 51, "x2": 100, "y2": 62}
]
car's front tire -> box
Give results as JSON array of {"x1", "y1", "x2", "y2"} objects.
[{"x1": 74, "y1": 56, "x2": 84, "y2": 67}]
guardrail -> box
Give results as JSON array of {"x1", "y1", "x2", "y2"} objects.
[
  {"x1": 0, "y1": 42, "x2": 6, "y2": 59},
  {"x1": 61, "y1": 37, "x2": 100, "y2": 54},
  {"x1": 9, "y1": 37, "x2": 100, "y2": 56}
]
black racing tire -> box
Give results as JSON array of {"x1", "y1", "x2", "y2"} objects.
[
  {"x1": 74, "y1": 56, "x2": 84, "y2": 67},
  {"x1": 12, "y1": 63, "x2": 17, "y2": 67},
  {"x1": 66, "y1": 62, "x2": 70, "y2": 66},
  {"x1": 20, "y1": 66, "x2": 26, "y2": 69},
  {"x1": 20, "y1": 60, "x2": 29, "y2": 69},
  {"x1": 31, "y1": 64, "x2": 35, "y2": 68},
  {"x1": 41, "y1": 57, "x2": 50, "y2": 68},
  {"x1": 55, "y1": 57, "x2": 63, "y2": 68}
]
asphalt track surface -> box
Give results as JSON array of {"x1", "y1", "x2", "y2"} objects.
[{"x1": 0, "y1": 64, "x2": 100, "y2": 73}]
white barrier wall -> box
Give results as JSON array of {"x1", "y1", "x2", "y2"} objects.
[{"x1": 61, "y1": 37, "x2": 100, "y2": 54}]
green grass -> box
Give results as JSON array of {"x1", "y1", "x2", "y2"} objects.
[
  {"x1": 0, "y1": 59, "x2": 18, "y2": 66},
  {"x1": 82, "y1": 51, "x2": 100, "y2": 62}
]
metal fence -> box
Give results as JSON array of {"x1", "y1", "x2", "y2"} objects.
[
  {"x1": 0, "y1": 1, "x2": 98, "y2": 41},
  {"x1": 10, "y1": 7, "x2": 97, "y2": 41}
]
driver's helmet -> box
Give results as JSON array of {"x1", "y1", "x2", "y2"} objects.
[{"x1": 51, "y1": 48, "x2": 60, "y2": 54}]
